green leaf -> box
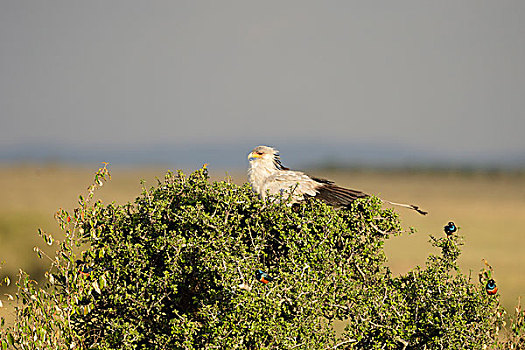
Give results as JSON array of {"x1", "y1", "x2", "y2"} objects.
[
  {"x1": 99, "y1": 275, "x2": 107, "y2": 289},
  {"x1": 6, "y1": 333, "x2": 14, "y2": 346}
]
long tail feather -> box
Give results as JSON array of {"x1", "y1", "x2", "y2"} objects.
[{"x1": 383, "y1": 200, "x2": 428, "y2": 215}]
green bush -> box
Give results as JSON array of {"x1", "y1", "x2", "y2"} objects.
[{"x1": 1, "y1": 165, "x2": 523, "y2": 349}]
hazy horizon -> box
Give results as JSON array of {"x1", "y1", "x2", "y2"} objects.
[{"x1": 1, "y1": 141, "x2": 524, "y2": 171}]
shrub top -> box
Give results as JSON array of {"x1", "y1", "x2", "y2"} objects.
[{"x1": 0, "y1": 166, "x2": 508, "y2": 349}]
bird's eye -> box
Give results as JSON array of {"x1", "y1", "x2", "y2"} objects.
[{"x1": 256, "y1": 151, "x2": 263, "y2": 155}]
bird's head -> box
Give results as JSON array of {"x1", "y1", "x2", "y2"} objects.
[{"x1": 247, "y1": 145, "x2": 288, "y2": 170}]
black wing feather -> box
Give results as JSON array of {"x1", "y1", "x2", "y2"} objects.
[
  {"x1": 310, "y1": 176, "x2": 334, "y2": 185},
  {"x1": 312, "y1": 183, "x2": 368, "y2": 208}
]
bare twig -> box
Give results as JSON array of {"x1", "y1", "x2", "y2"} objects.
[{"x1": 332, "y1": 338, "x2": 357, "y2": 349}]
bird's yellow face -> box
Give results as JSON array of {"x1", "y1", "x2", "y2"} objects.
[
  {"x1": 247, "y1": 150, "x2": 264, "y2": 162},
  {"x1": 247, "y1": 146, "x2": 276, "y2": 163}
]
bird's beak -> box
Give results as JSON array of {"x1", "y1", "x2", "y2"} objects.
[{"x1": 248, "y1": 151, "x2": 261, "y2": 161}]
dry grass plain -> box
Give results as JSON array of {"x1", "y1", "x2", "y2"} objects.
[{"x1": 0, "y1": 163, "x2": 524, "y2": 321}]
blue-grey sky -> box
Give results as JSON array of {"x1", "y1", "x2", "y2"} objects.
[{"x1": 1, "y1": 1, "x2": 524, "y2": 166}]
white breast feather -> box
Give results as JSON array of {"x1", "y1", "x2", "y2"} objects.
[{"x1": 260, "y1": 170, "x2": 319, "y2": 202}]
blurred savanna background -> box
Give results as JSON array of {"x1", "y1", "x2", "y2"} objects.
[{"x1": 1, "y1": 0, "x2": 524, "y2": 323}]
